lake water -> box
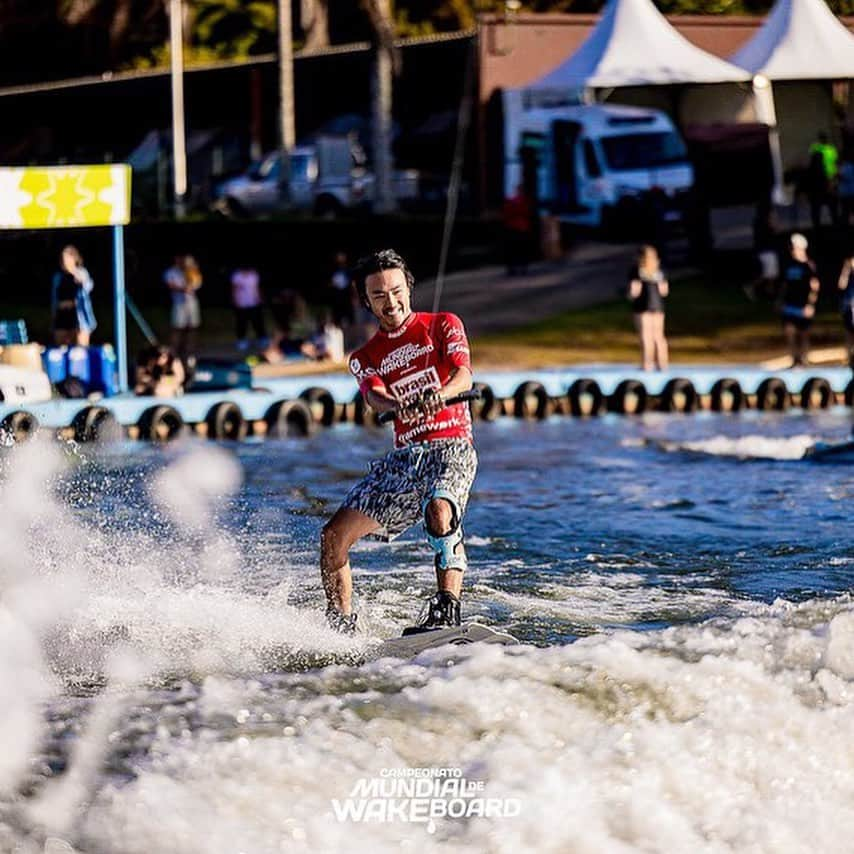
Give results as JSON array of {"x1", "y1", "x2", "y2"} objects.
[{"x1": 1, "y1": 410, "x2": 853, "y2": 853}]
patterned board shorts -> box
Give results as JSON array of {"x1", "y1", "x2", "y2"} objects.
[{"x1": 342, "y1": 439, "x2": 477, "y2": 541}]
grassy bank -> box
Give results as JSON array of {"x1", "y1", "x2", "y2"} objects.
[
  {"x1": 2, "y1": 270, "x2": 849, "y2": 373},
  {"x1": 474, "y1": 272, "x2": 848, "y2": 369}
]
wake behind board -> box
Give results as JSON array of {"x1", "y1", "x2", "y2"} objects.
[
  {"x1": 803, "y1": 438, "x2": 854, "y2": 462},
  {"x1": 372, "y1": 623, "x2": 519, "y2": 660}
]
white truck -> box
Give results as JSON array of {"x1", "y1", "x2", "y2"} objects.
[
  {"x1": 214, "y1": 136, "x2": 418, "y2": 217},
  {"x1": 502, "y1": 91, "x2": 694, "y2": 230}
]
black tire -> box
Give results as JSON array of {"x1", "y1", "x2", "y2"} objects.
[
  {"x1": 350, "y1": 392, "x2": 384, "y2": 428},
  {"x1": 609, "y1": 380, "x2": 648, "y2": 415},
  {"x1": 800, "y1": 377, "x2": 833, "y2": 411},
  {"x1": 471, "y1": 382, "x2": 498, "y2": 421},
  {"x1": 659, "y1": 378, "x2": 698, "y2": 413},
  {"x1": 299, "y1": 387, "x2": 337, "y2": 427},
  {"x1": 756, "y1": 377, "x2": 789, "y2": 411},
  {"x1": 512, "y1": 381, "x2": 549, "y2": 419},
  {"x1": 1, "y1": 410, "x2": 39, "y2": 443},
  {"x1": 264, "y1": 399, "x2": 315, "y2": 438},
  {"x1": 846, "y1": 379, "x2": 854, "y2": 407},
  {"x1": 710, "y1": 378, "x2": 743, "y2": 413},
  {"x1": 205, "y1": 401, "x2": 247, "y2": 441},
  {"x1": 137, "y1": 405, "x2": 184, "y2": 442},
  {"x1": 57, "y1": 377, "x2": 87, "y2": 399},
  {"x1": 72, "y1": 406, "x2": 121, "y2": 443},
  {"x1": 314, "y1": 195, "x2": 342, "y2": 218},
  {"x1": 567, "y1": 379, "x2": 603, "y2": 417}
]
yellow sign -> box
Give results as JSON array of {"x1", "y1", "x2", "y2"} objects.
[{"x1": 0, "y1": 164, "x2": 131, "y2": 229}]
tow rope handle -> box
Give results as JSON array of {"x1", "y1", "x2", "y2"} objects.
[{"x1": 377, "y1": 388, "x2": 482, "y2": 425}]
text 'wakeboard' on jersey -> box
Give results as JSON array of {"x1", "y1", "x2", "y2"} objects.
[{"x1": 349, "y1": 311, "x2": 473, "y2": 447}]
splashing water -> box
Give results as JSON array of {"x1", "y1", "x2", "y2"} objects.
[{"x1": 0, "y1": 414, "x2": 851, "y2": 853}]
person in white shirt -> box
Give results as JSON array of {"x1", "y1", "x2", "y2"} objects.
[{"x1": 230, "y1": 265, "x2": 268, "y2": 351}]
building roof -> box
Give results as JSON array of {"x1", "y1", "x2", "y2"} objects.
[
  {"x1": 730, "y1": 0, "x2": 854, "y2": 80},
  {"x1": 529, "y1": 0, "x2": 750, "y2": 92}
]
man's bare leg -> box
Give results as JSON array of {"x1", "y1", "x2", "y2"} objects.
[{"x1": 320, "y1": 507, "x2": 379, "y2": 614}]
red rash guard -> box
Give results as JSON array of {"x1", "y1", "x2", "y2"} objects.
[{"x1": 348, "y1": 311, "x2": 473, "y2": 448}]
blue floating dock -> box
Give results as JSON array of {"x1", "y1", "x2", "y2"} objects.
[{"x1": 0, "y1": 364, "x2": 852, "y2": 442}]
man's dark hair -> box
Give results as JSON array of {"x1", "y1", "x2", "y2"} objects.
[{"x1": 351, "y1": 249, "x2": 415, "y2": 306}]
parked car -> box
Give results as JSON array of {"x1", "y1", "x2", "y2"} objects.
[{"x1": 213, "y1": 136, "x2": 419, "y2": 217}]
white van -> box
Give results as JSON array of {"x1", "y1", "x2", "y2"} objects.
[{"x1": 502, "y1": 91, "x2": 694, "y2": 229}]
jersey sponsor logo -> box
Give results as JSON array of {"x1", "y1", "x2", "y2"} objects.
[
  {"x1": 389, "y1": 367, "x2": 440, "y2": 401},
  {"x1": 349, "y1": 357, "x2": 361, "y2": 374},
  {"x1": 447, "y1": 341, "x2": 469, "y2": 356},
  {"x1": 378, "y1": 342, "x2": 434, "y2": 375},
  {"x1": 442, "y1": 321, "x2": 465, "y2": 340}
]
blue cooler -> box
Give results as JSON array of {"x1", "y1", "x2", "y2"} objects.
[
  {"x1": 43, "y1": 347, "x2": 69, "y2": 384},
  {"x1": 87, "y1": 345, "x2": 120, "y2": 397},
  {"x1": 0, "y1": 319, "x2": 28, "y2": 345},
  {"x1": 67, "y1": 346, "x2": 91, "y2": 386}
]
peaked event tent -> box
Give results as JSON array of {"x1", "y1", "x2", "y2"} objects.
[
  {"x1": 729, "y1": 0, "x2": 854, "y2": 189},
  {"x1": 731, "y1": 0, "x2": 854, "y2": 80},
  {"x1": 531, "y1": 0, "x2": 750, "y2": 92}
]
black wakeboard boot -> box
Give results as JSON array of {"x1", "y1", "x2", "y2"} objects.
[
  {"x1": 402, "y1": 590, "x2": 461, "y2": 636},
  {"x1": 326, "y1": 608, "x2": 358, "y2": 636}
]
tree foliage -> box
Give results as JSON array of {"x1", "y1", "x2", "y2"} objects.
[{"x1": 2, "y1": 0, "x2": 854, "y2": 84}]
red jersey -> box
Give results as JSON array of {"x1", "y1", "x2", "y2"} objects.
[{"x1": 349, "y1": 311, "x2": 473, "y2": 448}]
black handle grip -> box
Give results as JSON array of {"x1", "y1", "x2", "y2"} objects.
[{"x1": 376, "y1": 388, "x2": 482, "y2": 424}]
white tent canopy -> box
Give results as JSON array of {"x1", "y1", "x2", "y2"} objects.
[
  {"x1": 731, "y1": 0, "x2": 854, "y2": 80},
  {"x1": 530, "y1": 0, "x2": 750, "y2": 92}
]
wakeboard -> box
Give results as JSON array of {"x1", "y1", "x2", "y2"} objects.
[
  {"x1": 803, "y1": 439, "x2": 854, "y2": 463},
  {"x1": 372, "y1": 623, "x2": 519, "y2": 660}
]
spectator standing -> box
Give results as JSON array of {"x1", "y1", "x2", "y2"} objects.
[
  {"x1": 806, "y1": 132, "x2": 839, "y2": 228},
  {"x1": 230, "y1": 264, "x2": 268, "y2": 351},
  {"x1": 837, "y1": 252, "x2": 854, "y2": 369},
  {"x1": 51, "y1": 245, "x2": 97, "y2": 346},
  {"x1": 164, "y1": 254, "x2": 202, "y2": 368},
  {"x1": 628, "y1": 245, "x2": 669, "y2": 372},
  {"x1": 745, "y1": 201, "x2": 780, "y2": 301},
  {"x1": 838, "y1": 153, "x2": 854, "y2": 226},
  {"x1": 502, "y1": 185, "x2": 533, "y2": 275},
  {"x1": 780, "y1": 234, "x2": 820, "y2": 367}
]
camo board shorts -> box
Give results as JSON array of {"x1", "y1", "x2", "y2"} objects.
[{"x1": 342, "y1": 439, "x2": 477, "y2": 541}]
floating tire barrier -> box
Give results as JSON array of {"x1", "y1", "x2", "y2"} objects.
[
  {"x1": 205, "y1": 401, "x2": 247, "y2": 441},
  {"x1": 1, "y1": 410, "x2": 39, "y2": 443},
  {"x1": 264, "y1": 399, "x2": 315, "y2": 438},
  {"x1": 756, "y1": 377, "x2": 789, "y2": 412},
  {"x1": 659, "y1": 378, "x2": 698, "y2": 413},
  {"x1": 567, "y1": 379, "x2": 603, "y2": 417},
  {"x1": 299, "y1": 387, "x2": 337, "y2": 427},
  {"x1": 137, "y1": 405, "x2": 184, "y2": 443},
  {"x1": 800, "y1": 377, "x2": 833, "y2": 411},
  {"x1": 512, "y1": 381, "x2": 549, "y2": 419},
  {"x1": 351, "y1": 392, "x2": 385, "y2": 428},
  {"x1": 72, "y1": 406, "x2": 121, "y2": 443},
  {"x1": 846, "y1": 379, "x2": 854, "y2": 408},
  {"x1": 471, "y1": 383, "x2": 498, "y2": 421},
  {"x1": 710, "y1": 378, "x2": 744, "y2": 413},
  {"x1": 609, "y1": 380, "x2": 648, "y2": 415}
]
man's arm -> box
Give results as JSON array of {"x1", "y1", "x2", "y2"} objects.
[{"x1": 804, "y1": 275, "x2": 821, "y2": 317}]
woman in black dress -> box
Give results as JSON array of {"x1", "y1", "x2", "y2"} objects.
[{"x1": 628, "y1": 244, "x2": 670, "y2": 371}]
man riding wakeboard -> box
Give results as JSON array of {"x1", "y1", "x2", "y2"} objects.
[{"x1": 320, "y1": 249, "x2": 477, "y2": 635}]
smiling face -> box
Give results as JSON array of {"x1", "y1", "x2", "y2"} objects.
[{"x1": 364, "y1": 267, "x2": 412, "y2": 332}]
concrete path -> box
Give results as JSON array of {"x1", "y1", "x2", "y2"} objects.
[{"x1": 413, "y1": 241, "x2": 642, "y2": 336}]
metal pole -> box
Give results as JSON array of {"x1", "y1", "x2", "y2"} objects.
[
  {"x1": 753, "y1": 75, "x2": 786, "y2": 206},
  {"x1": 278, "y1": 0, "x2": 295, "y2": 205},
  {"x1": 169, "y1": 0, "x2": 188, "y2": 218},
  {"x1": 112, "y1": 225, "x2": 129, "y2": 394},
  {"x1": 371, "y1": 0, "x2": 395, "y2": 214}
]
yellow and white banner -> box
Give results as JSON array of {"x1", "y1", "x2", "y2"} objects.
[{"x1": 0, "y1": 164, "x2": 131, "y2": 229}]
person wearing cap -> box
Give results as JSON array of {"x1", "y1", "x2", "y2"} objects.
[{"x1": 779, "y1": 234, "x2": 820, "y2": 367}]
